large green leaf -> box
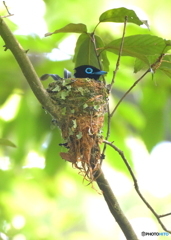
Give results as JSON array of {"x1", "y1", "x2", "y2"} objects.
[
  {"x1": 99, "y1": 7, "x2": 145, "y2": 26},
  {"x1": 104, "y1": 35, "x2": 171, "y2": 63},
  {"x1": 73, "y1": 33, "x2": 109, "y2": 70},
  {"x1": 73, "y1": 33, "x2": 99, "y2": 68},
  {"x1": 45, "y1": 23, "x2": 87, "y2": 37}
]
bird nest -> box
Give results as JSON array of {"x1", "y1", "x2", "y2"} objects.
[{"x1": 46, "y1": 78, "x2": 109, "y2": 181}]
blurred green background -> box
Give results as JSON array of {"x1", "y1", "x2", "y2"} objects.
[{"x1": 0, "y1": 0, "x2": 171, "y2": 239}]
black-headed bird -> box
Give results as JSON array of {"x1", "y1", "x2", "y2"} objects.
[{"x1": 74, "y1": 65, "x2": 107, "y2": 80}]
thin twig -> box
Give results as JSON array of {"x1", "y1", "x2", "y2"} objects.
[
  {"x1": 109, "y1": 16, "x2": 128, "y2": 90},
  {"x1": 159, "y1": 212, "x2": 171, "y2": 218},
  {"x1": 102, "y1": 16, "x2": 128, "y2": 156},
  {"x1": 110, "y1": 68, "x2": 150, "y2": 117},
  {"x1": 91, "y1": 32, "x2": 106, "y2": 81},
  {"x1": 2, "y1": 1, "x2": 14, "y2": 18},
  {"x1": 90, "y1": 33, "x2": 106, "y2": 84},
  {"x1": 110, "y1": 53, "x2": 167, "y2": 118},
  {"x1": 103, "y1": 140, "x2": 171, "y2": 233}
]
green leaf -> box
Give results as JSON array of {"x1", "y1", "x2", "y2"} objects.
[
  {"x1": 95, "y1": 36, "x2": 110, "y2": 71},
  {"x1": 72, "y1": 119, "x2": 77, "y2": 128},
  {"x1": 104, "y1": 35, "x2": 171, "y2": 63},
  {"x1": 99, "y1": 7, "x2": 145, "y2": 26},
  {"x1": 73, "y1": 33, "x2": 99, "y2": 68},
  {"x1": 134, "y1": 58, "x2": 147, "y2": 73},
  {"x1": 160, "y1": 67, "x2": 171, "y2": 78},
  {"x1": 45, "y1": 23, "x2": 87, "y2": 37},
  {"x1": 134, "y1": 54, "x2": 171, "y2": 77},
  {"x1": 76, "y1": 132, "x2": 83, "y2": 139},
  {"x1": 159, "y1": 56, "x2": 171, "y2": 78},
  {"x1": 0, "y1": 138, "x2": 16, "y2": 148},
  {"x1": 134, "y1": 55, "x2": 160, "y2": 73},
  {"x1": 73, "y1": 33, "x2": 109, "y2": 70},
  {"x1": 60, "y1": 91, "x2": 69, "y2": 99}
]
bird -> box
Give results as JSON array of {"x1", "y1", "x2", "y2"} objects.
[
  {"x1": 74, "y1": 65, "x2": 107, "y2": 80},
  {"x1": 40, "y1": 69, "x2": 72, "y2": 81},
  {"x1": 40, "y1": 65, "x2": 107, "y2": 81}
]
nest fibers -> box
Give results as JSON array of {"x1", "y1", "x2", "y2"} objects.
[{"x1": 47, "y1": 78, "x2": 109, "y2": 181}]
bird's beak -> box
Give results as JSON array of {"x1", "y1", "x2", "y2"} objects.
[{"x1": 92, "y1": 70, "x2": 107, "y2": 75}]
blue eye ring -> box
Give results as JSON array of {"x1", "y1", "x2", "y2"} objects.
[{"x1": 85, "y1": 67, "x2": 93, "y2": 74}]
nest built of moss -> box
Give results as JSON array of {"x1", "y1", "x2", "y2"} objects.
[{"x1": 47, "y1": 78, "x2": 109, "y2": 181}]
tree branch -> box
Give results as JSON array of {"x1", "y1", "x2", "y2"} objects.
[{"x1": 0, "y1": 16, "x2": 58, "y2": 120}]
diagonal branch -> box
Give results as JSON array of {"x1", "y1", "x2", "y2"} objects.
[
  {"x1": 110, "y1": 53, "x2": 167, "y2": 118},
  {"x1": 103, "y1": 140, "x2": 171, "y2": 233},
  {"x1": 0, "y1": 16, "x2": 59, "y2": 120}
]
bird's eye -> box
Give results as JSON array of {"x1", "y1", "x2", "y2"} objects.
[{"x1": 85, "y1": 68, "x2": 93, "y2": 74}]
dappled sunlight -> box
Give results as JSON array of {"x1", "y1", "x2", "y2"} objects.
[
  {"x1": 24, "y1": 151, "x2": 45, "y2": 169},
  {"x1": 47, "y1": 35, "x2": 78, "y2": 61},
  {"x1": 127, "y1": 137, "x2": 171, "y2": 196},
  {"x1": 0, "y1": 93, "x2": 21, "y2": 121},
  {"x1": 58, "y1": 35, "x2": 77, "y2": 57},
  {"x1": 0, "y1": 156, "x2": 10, "y2": 170},
  {"x1": 151, "y1": 5, "x2": 171, "y2": 39},
  {"x1": 102, "y1": 163, "x2": 133, "y2": 196},
  {"x1": 2, "y1": 0, "x2": 47, "y2": 36},
  {"x1": 126, "y1": 137, "x2": 150, "y2": 187},
  {"x1": 46, "y1": 48, "x2": 71, "y2": 61},
  {"x1": 147, "y1": 141, "x2": 171, "y2": 198},
  {"x1": 0, "y1": 232, "x2": 9, "y2": 240},
  {"x1": 12, "y1": 234, "x2": 26, "y2": 240},
  {"x1": 12, "y1": 215, "x2": 25, "y2": 230},
  {"x1": 57, "y1": 175, "x2": 78, "y2": 198},
  {"x1": 85, "y1": 195, "x2": 116, "y2": 239}
]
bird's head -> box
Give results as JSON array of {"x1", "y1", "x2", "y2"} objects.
[{"x1": 74, "y1": 65, "x2": 107, "y2": 80}]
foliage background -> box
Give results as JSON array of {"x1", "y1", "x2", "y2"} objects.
[{"x1": 0, "y1": 0, "x2": 171, "y2": 239}]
